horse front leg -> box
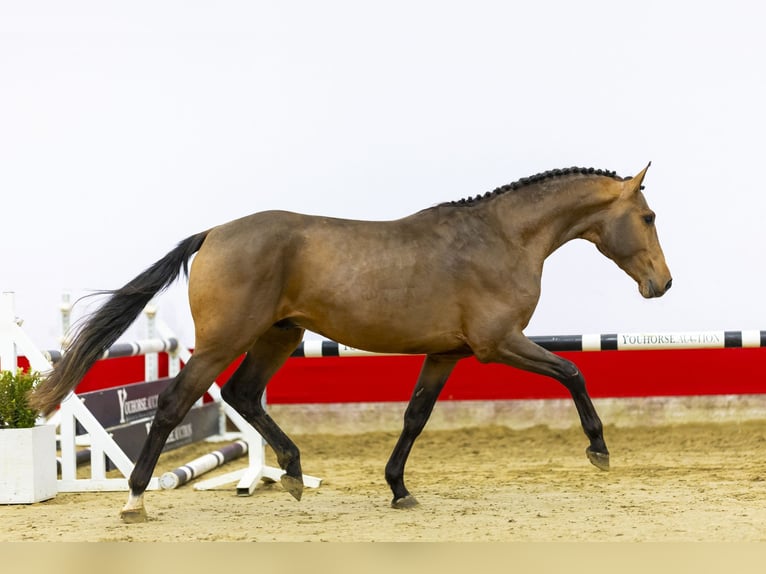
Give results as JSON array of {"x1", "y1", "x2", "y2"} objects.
[
  {"x1": 385, "y1": 354, "x2": 458, "y2": 509},
  {"x1": 480, "y1": 333, "x2": 609, "y2": 470}
]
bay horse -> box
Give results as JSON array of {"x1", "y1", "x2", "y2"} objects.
[{"x1": 30, "y1": 164, "x2": 672, "y2": 522}]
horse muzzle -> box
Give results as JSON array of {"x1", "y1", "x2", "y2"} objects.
[{"x1": 641, "y1": 277, "x2": 673, "y2": 298}]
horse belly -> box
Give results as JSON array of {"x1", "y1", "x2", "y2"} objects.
[
  {"x1": 298, "y1": 312, "x2": 464, "y2": 356},
  {"x1": 286, "y1": 270, "x2": 465, "y2": 355}
]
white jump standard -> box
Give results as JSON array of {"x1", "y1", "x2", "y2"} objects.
[{"x1": 1, "y1": 292, "x2": 321, "y2": 500}]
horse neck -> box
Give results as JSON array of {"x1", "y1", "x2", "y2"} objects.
[{"x1": 489, "y1": 177, "x2": 620, "y2": 258}]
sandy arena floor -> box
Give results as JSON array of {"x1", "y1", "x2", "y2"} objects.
[{"x1": 2, "y1": 420, "x2": 766, "y2": 542}]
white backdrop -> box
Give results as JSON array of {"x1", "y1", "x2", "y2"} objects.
[{"x1": 2, "y1": 1, "x2": 764, "y2": 350}]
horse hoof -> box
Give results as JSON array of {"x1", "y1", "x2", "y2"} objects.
[
  {"x1": 586, "y1": 447, "x2": 610, "y2": 471},
  {"x1": 120, "y1": 507, "x2": 147, "y2": 524},
  {"x1": 280, "y1": 474, "x2": 304, "y2": 501},
  {"x1": 391, "y1": 495, "x2": 419, "y2": 509}
]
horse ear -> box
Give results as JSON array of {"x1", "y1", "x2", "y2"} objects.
[{"x1": 623, "y1": 162, "x2": 651, "y2": 196}]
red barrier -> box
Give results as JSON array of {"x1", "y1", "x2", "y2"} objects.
[
  {"x1": 21, "y1": 347, "x2": 766, "y2": 403},
  {"x1": 265, "y1": 348, "x2": 766, "y2": 403}
]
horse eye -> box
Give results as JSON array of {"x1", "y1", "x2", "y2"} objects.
[{"x1": 643, "y1": 213, "x2": 655, "y2": 224}]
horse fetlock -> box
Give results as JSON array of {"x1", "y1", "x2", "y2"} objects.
[
  {"x1": 386, "y1": 475, "x2": 410, "y2": 506},
  {"x1": 277, "y1": 449, "x2": 301, "y2": 472},
  {"x1": 384, "y1": 464, "x2": 402, "y2": 487}
]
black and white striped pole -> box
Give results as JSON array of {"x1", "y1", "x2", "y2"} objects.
[{"x1": 290, "y1": 330, "x2": 766, "y2": 358}]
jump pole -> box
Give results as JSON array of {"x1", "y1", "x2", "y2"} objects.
[
  {"x1": 290, "y1": 330, "x2": 766, "y2": 357},
  {"x1": 159, "y1": 440, "x2": 248, "y2": 490}
]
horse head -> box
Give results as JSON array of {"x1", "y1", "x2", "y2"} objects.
[{"x1": 587, "y1": 163, "x2": 673, "y2": 298}]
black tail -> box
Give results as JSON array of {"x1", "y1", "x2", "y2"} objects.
[{"x1": 29, "y1": 231, "x2": 209, "y2": 416}]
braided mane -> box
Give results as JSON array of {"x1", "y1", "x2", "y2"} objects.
[{"x1": 442, "y1": 166, "x2": 629, "y2": 207}]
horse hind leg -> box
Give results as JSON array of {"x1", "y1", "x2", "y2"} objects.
[
  {"x1": 119, "y1": 350, "x2": 235, "y2": 523},
  {"x1": 220, "y1": 325, "x2": 306, "y2": 501}
]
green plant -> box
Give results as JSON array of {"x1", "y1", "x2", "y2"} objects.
[{"x1": 0, "y1": 369, "x2": 41, "y2": 429}]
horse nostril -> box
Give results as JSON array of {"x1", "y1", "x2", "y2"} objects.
[{"x1": 665, "y1": 278, "x2": 673, "y2": 292}]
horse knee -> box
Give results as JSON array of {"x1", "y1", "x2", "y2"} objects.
[{"x1": 556, "y1": 363, "x2": 584, "y2": 391}]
